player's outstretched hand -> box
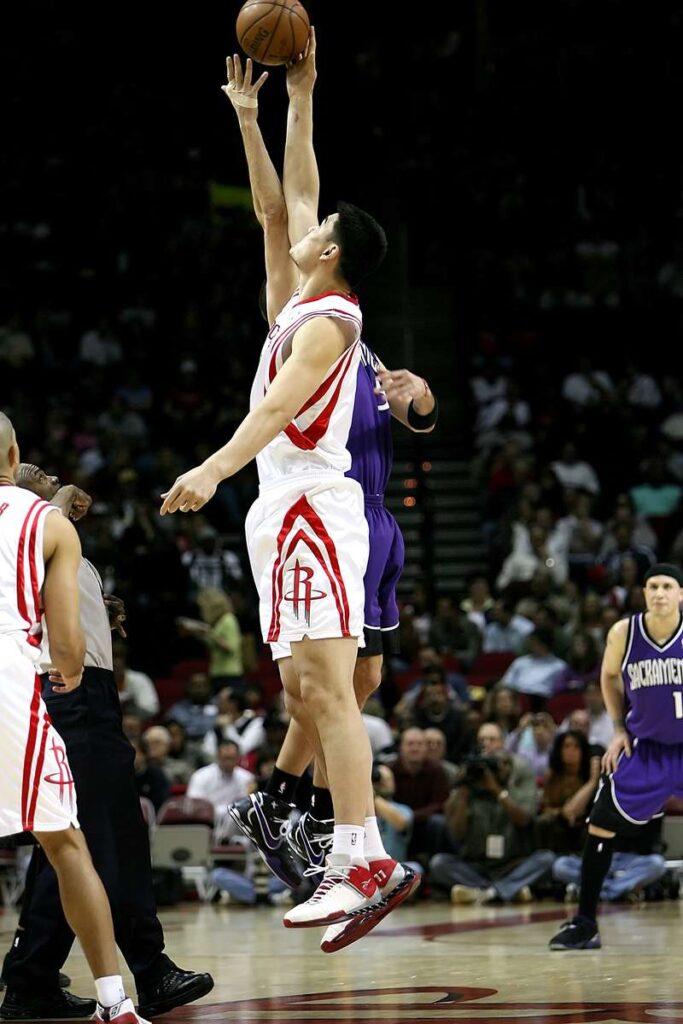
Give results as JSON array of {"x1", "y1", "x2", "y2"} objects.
[
  {"x1": 160, "y1": 464, "x2": 219, "y2": 516},
  {"x1": 104, "y1": 595, "x2": 127, "y2": 638},
  {"x1": 601, "y1": 728, "x2": 632, "y2": 775},
  {"x1": 223, "y1": 55, "x2": 269, "y2": 118},
  {"x1": 286, "y1": 25, "x2": 316, "y2": 97}
]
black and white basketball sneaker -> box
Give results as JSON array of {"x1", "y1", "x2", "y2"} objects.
[
  {"x1": 287, "y1": 810, "x2": 334, "y2": 872},
  {"x1": 228, "y1": 792, "x2": 302, "y2": 889}
]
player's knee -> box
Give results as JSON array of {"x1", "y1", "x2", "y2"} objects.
[
  {"x1": 353, "y1": 659, "x2": 382, "y2": 707},
  {"x1": 299, "y1": 674, "x2": 348, "y2": 717}
]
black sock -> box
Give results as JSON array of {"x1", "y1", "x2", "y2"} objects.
[
  {"x1": 265, "y1": 767, "x2": 301, "y2": 803},
  {"x1": 310, "y1": 785, "x2": 334, "y2": 821},
  {"x1": 578, "y1": 833, "x2": 615, "y2": 923}
]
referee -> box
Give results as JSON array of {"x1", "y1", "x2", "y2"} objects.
[{"x1": 0, "y1": 464, "x2": 213, "y2": 1021}]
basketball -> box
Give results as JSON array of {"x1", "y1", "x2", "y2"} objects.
[{"x1": 236, "y1": 0, "x2": 310, "y2": 67}]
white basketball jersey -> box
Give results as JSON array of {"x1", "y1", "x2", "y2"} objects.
[
  {"x1": 0, "y1": 485, "x2": 57, "y2": 660},
  {"x1": 249, "y1": 290, "x2": 363, "y2": 486}
]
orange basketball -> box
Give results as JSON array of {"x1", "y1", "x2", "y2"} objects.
[{"x1": 236, "y1": 0, "x2": 310, "y2": 67}]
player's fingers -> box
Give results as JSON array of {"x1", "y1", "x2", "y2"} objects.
[
  {"x1": 309, "y1": 25, "x2": 316, "y2": 53},
  {"x1": 244, "y1": 57, "x2": 253, "y2": 89},
  {"x1": 160, "y1": 486, "x2": 182, "y2": 515},
  {"x1": 226, "y1": 55, "x2": 232, "y2": 81},
  {"x1": 623, "y1": 737, "x2": 632, "y2": 757},
  {"x1": 253, "y1": 70, "x2": 269, "y2": 92},
  {"x1": 233, "y1": 54, "x2": 244, "y2": 88}
]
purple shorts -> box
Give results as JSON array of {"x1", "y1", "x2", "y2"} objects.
[
  {"x1": 361, "y1": 498, "x2": 405, "y2": 658},
  {"x1": 591, "y1": 737, "x2": 683, "y2": 831}
]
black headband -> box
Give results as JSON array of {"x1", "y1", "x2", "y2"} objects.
[{"x1": 644, "y1": 563, "x2": 683, "y2": 586}]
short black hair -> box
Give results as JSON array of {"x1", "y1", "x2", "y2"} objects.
[{"x1": 334, "y1": 201, "x2": 387, "y2": 287}]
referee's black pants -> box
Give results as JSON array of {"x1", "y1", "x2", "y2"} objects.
[{"x1": 3, "y1": 667, "x2": 167, "y2": 992}]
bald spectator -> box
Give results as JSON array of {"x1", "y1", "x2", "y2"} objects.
[
  {"x1": 142, "y1": 726, "x2": 193, "y2": 785},
  {"x1": 390, "y1": 729, "x2": 451, "y2": 860}
]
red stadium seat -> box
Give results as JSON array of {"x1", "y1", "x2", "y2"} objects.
[{"x1": 157, "y1": 796, "x2": 215, "y2": 828}]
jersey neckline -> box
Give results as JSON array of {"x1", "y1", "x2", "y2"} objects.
[
  {"x1": 295, "y1": 290, "x2": 359, "y2": 307},
  {"x1": 638, "y1": 611, "x2": 683, "y2": 652}
]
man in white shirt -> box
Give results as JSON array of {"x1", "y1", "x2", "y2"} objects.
[
  {"x1": 499, "y1": 629, "x2": 567, "y2": 701},
  {"x1": 187, "y1": 741, "x2": 255, "y2": 824},
  {"x1": 113, "y1": 643, "x2": 160, "y2": 720}
]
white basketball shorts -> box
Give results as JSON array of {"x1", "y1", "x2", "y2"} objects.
[
  {"x1": 246, "y1": 475, "x2": 368, "y2": 660},
  {"x1": 0, "y1": 638, "x2": 79, "y2": 837}
]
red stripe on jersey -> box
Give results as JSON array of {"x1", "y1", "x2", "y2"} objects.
[
  {"x1": 26, "y1": 506, "x2": 46, "y2": 645},
  {"x1": 283, "y1": 343, "x2": 357, "y2": 450},
  {"x1": 296, "y1": 344, "x2": 352, "y2": 416},
  {"x1": 21, "y1": 675, "x2": 43, "y2": 830},
  {"x1": 295, "y1": 290, "x2": 359, "y2": 306},
  {"x1": 267, "y1": 496, "x2": 350, "y2": 641},
  {"x1": 26, "y1": 714, "x2": 51, "y2": 832},
  {"x1": 16, "y1": 499, "x2": 45, "y2": 628}
]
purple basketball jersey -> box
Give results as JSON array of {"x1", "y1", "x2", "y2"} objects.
[
  {"x1": 346, "y1": 342, "x2": 393, "y2": 497},
  {"x1": 622, "y1": 612, "x2": 683, "y2": 745}
]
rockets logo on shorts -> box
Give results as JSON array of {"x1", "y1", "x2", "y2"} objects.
[
  {"x1": 44, "y1": 738, "x2": 76, "y2": 811},
  {"x1": 283, "y1": 560, "x2": 327, "y2": 627}
]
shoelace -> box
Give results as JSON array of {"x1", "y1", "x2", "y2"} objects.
[{"x1": 307, "y1": 867, "x2": 350, "y2": 902}]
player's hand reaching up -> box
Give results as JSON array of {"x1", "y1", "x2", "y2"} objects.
[
  {"x1": 602, "y1": 728, "x2": 632, "y2": 775},
  {"x1": 160, "y1": 464, "x2": 220, "y2": 516},
  {"x1": 286, "y1": 25, "x2": 316, "y2": 97},
  {"x1": 222, "y1": 55, "x2": 269, "y2": 119}
]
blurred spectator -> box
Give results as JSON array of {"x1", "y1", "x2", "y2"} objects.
[
  {"x1": 424, "y1": 728, "x2": 461, "y2": 787},
  {"x1": 430, "y1": 748, "x2": 552, "y2": 904},
  {"x1": 362, "y1": 698, "x2": 394, "y2": 756},
  {"x1": 460, "y1": 576, "x2": 494, "y2": 633},
  {"x1": 483, "y1": 597, "x2": 534, "y2": 653},
  {"x1": 389, "y1": 729, "x2": 451, "y2": 860},
  {"x1": 482, "y1": 686, "x2": 521, "y2": 737},
  {"x1": 551, "y1": 443, "x2": 600, "y2": 496},
  {"x1": 496, "y1": 524, "x2": 568, "y2": 590},
  {"x1": 428, "y1": 597, "x2": 481, "y2": 668},
  {"x1": 177, "y1": 588, "x2": 244, "y2": 693},
  {"x1": 602, "y1": 522, "x2": 657, "y2": 578},
  {"x1": 537, "y1": 730, "x2": 600, "y2": 854},
  {"x1": 165, "y1": 672, "x2": 218, "y2": 742},
  {"x1": 499, "y1": 629, "x2": 568, "y2": 705},
  {"x1": 187, "y1": 740, "x2": 256, "y2": 823},
  {"x1": 166, "y1": 719, "x2": 197, "y2": 773},
  {"x1": 505, "y1": 711, "x2": 557, "y2": 780},
  {"x1": 181, "y1": 524, "x2": 243, "y2": 596},
  {"x1": 202, "y1": 688, "x2": 265, "y2": 759},
  {"x1": 411, "y1": 667, "x2": 467, "y2": 761},
  {"x1": 560, "y1": 683, "x2": 614, "y2": 750},
  {"x1": 553, "y1": 823, "x2": 667, "y2": 904},
  {"x1": 630, "y1": 457, "x2": 682, "y2": 543},
  {"x1": 142, "y1": 725, "x2": 193, "y2": 785},
  {"x1": 133, "y1": 738, "x2": 170, "y2": 812},
  {"x1": 552, "y1": 631, "x2": 600, "y2": 693},
  {"x1": 561, "y1": 358, "x2": 614, "y2": 408}
]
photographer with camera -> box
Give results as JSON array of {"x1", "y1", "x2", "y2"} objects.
[{"x1": 429, "y1": 723, "x2": 553, "y2": 904}]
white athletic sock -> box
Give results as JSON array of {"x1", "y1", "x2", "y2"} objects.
[
  {"x1": 331, "y1": 823, "x2": 365, "y2": 861},
  {"x1": 364, "y1": 815, "x2": 390, "y2": 861},
  {"x1": 95, "y1": 976, "x2": 125, "y2": 1009}
]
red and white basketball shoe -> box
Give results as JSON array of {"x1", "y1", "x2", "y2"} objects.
[
  {"x1": 283, "y1": 858, "x2": 381, "y2": 928},
  {"x1": 320, "y1": 858, "x2": 421, "y2": 952}
]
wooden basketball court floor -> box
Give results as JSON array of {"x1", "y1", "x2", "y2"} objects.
[{"x1": 1, "y1": 899, "x2": 681, "y2": 1023}]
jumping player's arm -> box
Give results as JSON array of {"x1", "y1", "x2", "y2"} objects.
[
  {"x1": 283, "y1": 27, "x2": 319, "y2": 245},
  {"x1": 42, "y1": 512, "x2": 85, "y2": 692},
  {"x1": 375, "y1": 362, "x2": 437, "y2": 433},
  {"x1": 600, "y1": 618, "x2": 632, "y2": 773},
  {"x1": 160, "y1": 316, "x2": 350, "y2": 515},
  {"x1": 223, "y1": 55, "x2": 297, "y2": 323}
]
